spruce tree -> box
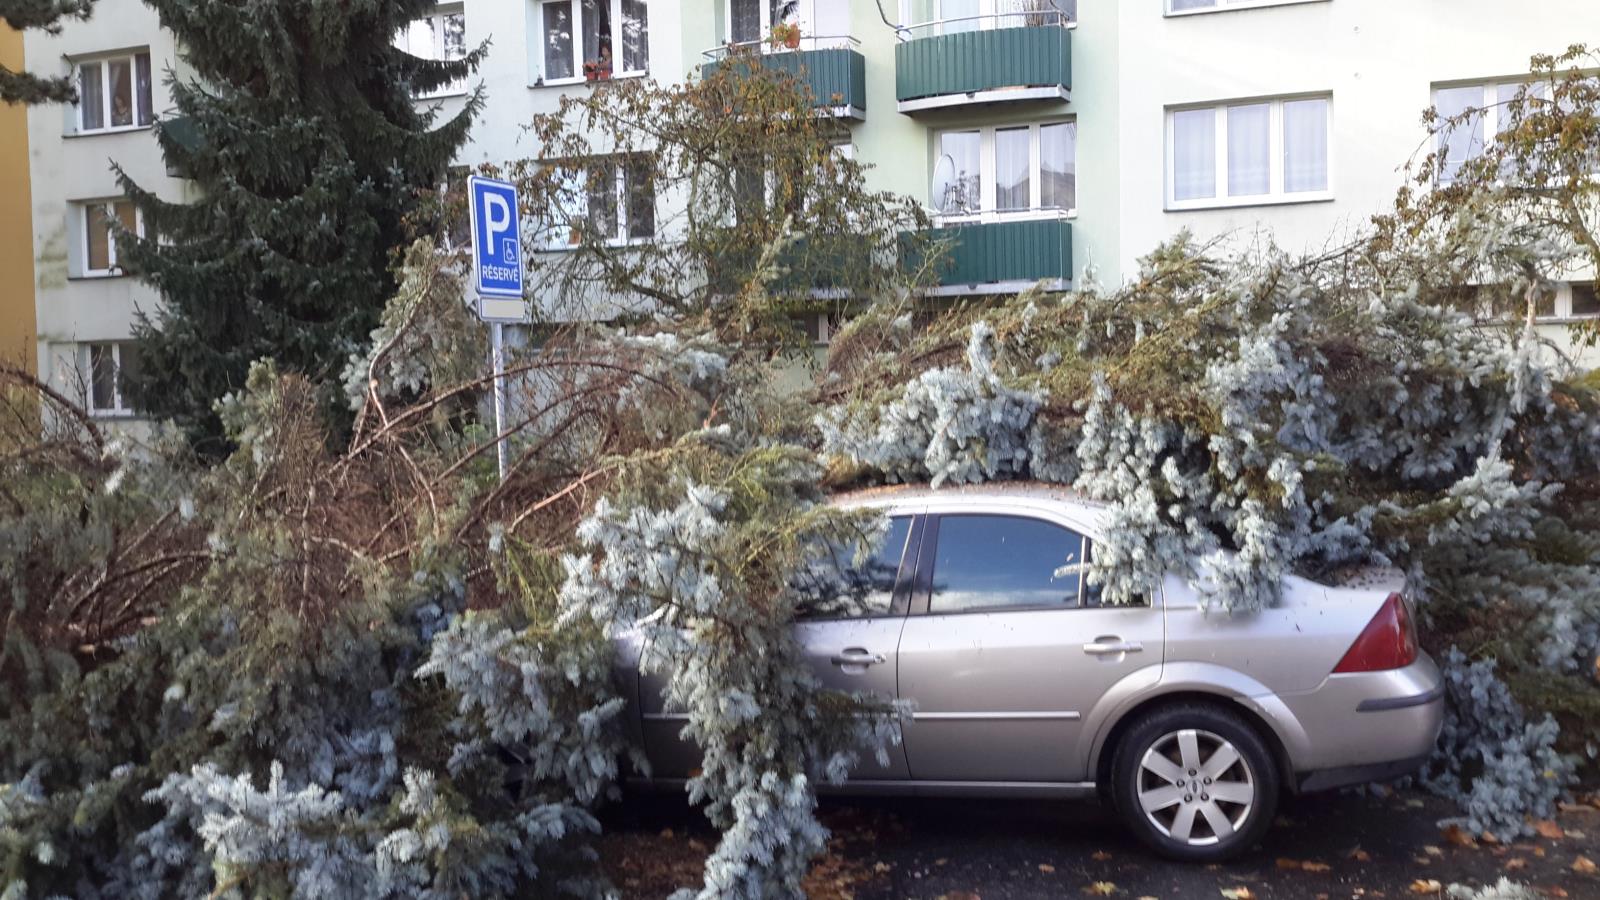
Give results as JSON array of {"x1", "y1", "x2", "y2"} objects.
[
  {"x1": 116, "y1": 0, "x2": 482, "y2": 448},
  {"x1": 1, "y1": 0, "x2": 97, "y2": 103}
]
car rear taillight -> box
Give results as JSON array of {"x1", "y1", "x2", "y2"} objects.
[{"x1": 1333, "y1": 592, "x2": 1419, "y2": 673}]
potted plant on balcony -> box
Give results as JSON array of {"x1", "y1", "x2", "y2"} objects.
[{"x1": 768, "y1": 22, "x2": 802, "y2": 50}]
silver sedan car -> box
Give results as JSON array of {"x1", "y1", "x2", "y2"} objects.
[{"x1": 618, "y1": 484, "x2": 1445, "y2": 861}]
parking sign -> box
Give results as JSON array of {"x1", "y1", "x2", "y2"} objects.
[{"x1": 468, "y1": 176, "x2": 524, "y2": 303}]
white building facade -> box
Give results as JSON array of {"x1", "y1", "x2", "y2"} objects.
[{"x1": 22, "y1": 0, "x2": 1600, "y2": 423}]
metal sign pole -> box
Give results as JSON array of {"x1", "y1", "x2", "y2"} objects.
[
  {"x1": 491, "y1": 321, "x2": 509, "y2": 483},
  {"x1": 466, "y1": 175, "x2": 526, "y2": 488}
]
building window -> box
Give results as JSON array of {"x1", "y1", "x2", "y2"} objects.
[
  {"x1": 85, "y1": 342, "x2": 142, "y2": 416},
  {"x1": 74, "y1": 51, "x2": 153, "y2": 134},
  {"x1": 540, "y1": 157, "x2": 655, "y2": 247},
  {"x1": 1167, "y1": 95, "x2": 1331, "y2": 208},
  {"x1": 933, "y1": 121, "x2": 1075, "y2": 222},
  {"x1": 80, "y1": 199, "x2": 144, "y2": 277},
  {"x1": 1430, "y1": 80, "x2": 1547, "y2": 183},
  {"x1": 537, "y1": 0, "x2": 649, "y2": 83},
  {"x1": 396, "y1": 5, "x2": 468, "y2": 96},
  {"x1": 1167, "y1": 0, "x2": 1327, "y2": 15},
  {"x1": 932, "y1": 0, "x2": 1075, "y2": 33}
]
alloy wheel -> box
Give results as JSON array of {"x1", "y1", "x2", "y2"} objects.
[{"x1": 1135, "y1": 727, "x2": 1256, "y2": 846}]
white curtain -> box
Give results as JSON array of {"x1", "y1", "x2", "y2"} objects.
[
  {"x1": 940, "y1": 0, "x2": 980, "y2": 34},
  {"x1": 1282, "y1": 98, "x2": 1328, "y2": 193},
  {"x1": 1171, "y1": 108, "x2": 1216, "y2": 201},
  {"x1": 1227, "y1": 103, "x2": 1269, "y2": 196},
  {"x1": 995, "y1": 127, "x2": 1031, "y2": 211},
  {"x1": 938, "y1": 131, "x2": 982, "y2": 215},
  {"x1": 1432, "y1": 85, "x2": 1485, "y2": 183},
  {"x1": 1040, "y1": 121, "x2": 1075, "y2": 211}
]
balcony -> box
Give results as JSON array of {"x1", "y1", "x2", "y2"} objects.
[
  {"x1": 907, "y1": 219, "x2": 1073, "y2": 293},
  {"x1": 701, "y1": 38, "x2": 867, "y2": 121},
  {"x1": 894, "y1": 13, "x2": 1072, "y2": 114}
]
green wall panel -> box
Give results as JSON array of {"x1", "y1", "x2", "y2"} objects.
[
  {"x1": 914, "y1": 219, "x2": 1073, "y2": 286},
  {"x1": 895, "y1": 26, "x2": 1070, "y2": 103},
  {"x1": 703, "y1": 47, "x2": 867, "y2": 113}
]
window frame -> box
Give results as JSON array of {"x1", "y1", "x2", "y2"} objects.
[
  {"x1": 911, "y1": 512, "x2": 1104, "y2": 617},
  {"x1": 536, "y1": 155, "x2": 656, "y2": 250},
  {"x1": 1429, "y1": 78, "x2": 1551, "y2": 184},
  {"x1": 1164, "y1": 94, "x2": 1333, "y2": 210},
  {"x1": 1165, "y1": 0, "x2": 1329, "y2": 17},
  {"x1": 397, "y1": 3, "x2": 469, "y2": 98},
  {"x1": 932, "y1": 120, "x2": 1077, "y2": 225},
  {"x1": 533, "y1": 0, "x2": 650, "y2": 86},
  {"x1": 913, "y1": 0, "x2": 1077, "y2": 35},
  {"x1": 83, "y1": 342, "x2": 140, "y2": 417},
  {"x1": 79, "y1": 198, "x2": 145, "y2": 278},
  {"x1": 71, "y1": 50, "x2": 154, "y2": 135}
]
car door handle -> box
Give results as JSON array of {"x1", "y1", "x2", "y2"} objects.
[
  {"x1": 1083, "y1": 637, "x2": 1143, "y2": 655},
  {"x1": 830, "y1": 648, "x2": 887, "y2": 667}
]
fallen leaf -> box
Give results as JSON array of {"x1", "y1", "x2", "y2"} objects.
[
  {"x1": 1443, "y1": 825, "x2": 1478, "y2": 847},
  {"x1": 1038, "y1": 864, "x2": 1056, "y2": 874},
  {"x1": 934, "y1": 858, "x2": 948, "y2": 866},
  {"x1": 1535, "y1": 846, "x2": 1548, "y2": 858},
  {"x1": 1301, "y1": 861, "x2": 1331, "y2": 873},
  {"x1": 1481, "y1": 830, "x2": 1501, "y2": 844},
  {"x1": 1413, "y1": 856, "x2": 1433, "y2": 865},
  {"x1": 1506, "y1": 857, "x2": 1528, "y2": 870},
  {"x1": 1533, "y1": 819, "x2": 1566, "y2": 840},
  {"x1": 1219, "y1": 889, "x2": 1256, "y2": 900},
  {"x1": 1092, "y1": 850, "x2": 1113, "y2": 862},
  {"x1": 1423, "y1": 845, "x2": 1444, "y2": 857},
  {"x1": 1083, "y1": 883, "x2": 1118, "y2": 897},
  {"x1": 1276, "y1": 858, "x2": 1302, "y2": 870},
  {"x1": 1409, "y1": 879, "x2": 1443, "y2": 894},
  {"x1": 1574, "y1": 855, "x2": 1597, "y2": 874},
  {"x1": 872, "y1": 862, "x2": 893, "y2": 873},
  {"x1": 1543, "y1": 888, "x2": 1569, "y2": 899},
  {"x1": 1349, "y1": 847, "x2": 1372, "y2": 862},
  {"x1": 1569, "y1": 829, "x2": 1588, "y2": 839}
]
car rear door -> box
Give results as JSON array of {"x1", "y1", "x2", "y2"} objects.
[
  {"x1": 639, "y1": 509, "x2": 920, "y2": 780},
  {"x1": 897, "y1": 508, "x2": 1165, "y2": 783}
]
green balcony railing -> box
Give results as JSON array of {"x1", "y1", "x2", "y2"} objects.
[
  {"x1": 895, "y1": 24, "x2": 1071, "y2": 108},
  {"x1": 701, "y1": 43, "x2": 867, "y2": 119},
  {"x1": 906, "y1": 219, "x2": 1073, "y2": 289}
]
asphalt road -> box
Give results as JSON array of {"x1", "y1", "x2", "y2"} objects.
[{"x1": 601, "y1": 787, "x2": 1600, "y2": 898}]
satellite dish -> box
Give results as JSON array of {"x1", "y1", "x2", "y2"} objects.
[{"x1": 930, "y1": 153, "x2": 955, "y2": 214}]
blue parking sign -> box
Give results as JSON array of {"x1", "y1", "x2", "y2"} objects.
[{"x1": 468, "y1": 176, "x2": 524, "y2": 299}]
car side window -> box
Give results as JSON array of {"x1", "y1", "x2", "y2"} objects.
[
  {"x1": 929, "y1": 514, "x2": 1088, "y2": 614},
  {"x1": 795, "y1": 515, "x2": 912, "y2": 619}
]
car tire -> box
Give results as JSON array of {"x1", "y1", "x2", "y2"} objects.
[{"x1": 1109, "y1": 703, "x2": 1279, "y2": 862}]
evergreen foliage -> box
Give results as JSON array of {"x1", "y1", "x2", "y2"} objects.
[
  {"x1": 115, "y1": 0, "x2": 484, "y2": 448},
  {"x1": 0, "y1": 0, "x2": 95, "y2": 103}
]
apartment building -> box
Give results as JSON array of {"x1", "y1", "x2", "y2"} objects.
[{"x1": 20, "y1": 0, "x2": 1600, "y2": 424}]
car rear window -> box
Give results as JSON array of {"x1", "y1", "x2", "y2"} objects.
[
  {"x1": 795, "y1": 515, "x2": 912, "y2": 619},
  {"x1": 929, "y1": 514, "x2": 1089, "y2": 613}
]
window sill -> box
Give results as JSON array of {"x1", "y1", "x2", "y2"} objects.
[
  {"x1": 70, "y1": 271, "x2": 132, "y2": 281},
  {"x1": 65, "y1": 124, "x2": 154, "y2": 139},
  {"x1": 1166, "y1": 191, "x2": 1333, "y2": 212},
  {"x1": 1165, "y1": 0, "x2": 1329, "y2": 17},
  {"x1": 87, "y1": 411, "x2": 142, "y2": 420},
  {"x1": 531, "y1": 71, "x2": 648, "y2": 90},
  {"x1": 413, "y1": 88, "x2": 470, "y2": 100}
]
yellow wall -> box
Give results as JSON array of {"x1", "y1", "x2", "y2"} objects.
[{"x1": 1, "y1": 25, "x2": 37, "y2": 375}]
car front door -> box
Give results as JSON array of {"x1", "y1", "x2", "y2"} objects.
[
  {"x1": 638, "y1": 510, "x2": 919, "y2": 780},
  {"x1": 897, "y1": 509, "x2": 1165, "y2": 783}
]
